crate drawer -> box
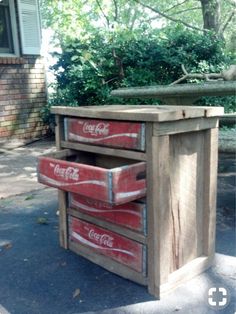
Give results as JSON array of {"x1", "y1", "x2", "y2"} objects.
[
  {"x1": 69, "y1": 193, "x2": 146, "y2": 234},
  {"x1": 37, "y1": 150, "x2": 146, "y2": 205},
  {"x1": 65, "y1": 118, "x2": 145, "y2": 151},
  {"x1": 69, "y1": 216, "x2": 146, "y2": 273}
]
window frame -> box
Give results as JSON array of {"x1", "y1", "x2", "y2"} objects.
[{"x1": 0, "y1": 0, "x2": 19, "y2": 57}]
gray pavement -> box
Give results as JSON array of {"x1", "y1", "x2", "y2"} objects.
[
  {"x1": 0, "y1": 137, "x2": 235, "y2": 314},
  {"x1": 0, "y1": 139, "x2": 56, "y2": 198}
]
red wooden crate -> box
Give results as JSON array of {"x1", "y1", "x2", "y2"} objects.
[
  {"x1": 69, "y1": 193, "x2": 146, "y2": 233},
  {"x1": 69, "y1": 216, "x2": 146, "y2": 273},
  {"x1": 65, "y1": 118, "x2": 145, "y2": 151},
  {"x1": 37, "y1": 150, "x2": 146, "y2": 205}
]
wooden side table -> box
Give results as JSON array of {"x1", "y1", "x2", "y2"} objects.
[{"x1": 38, "y1": 105, "x2": 223, "y2": 298}]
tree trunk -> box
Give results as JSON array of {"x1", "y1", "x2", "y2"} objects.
[{"x1": 200, "y1": 0, "x2": 221, "y2": 33}]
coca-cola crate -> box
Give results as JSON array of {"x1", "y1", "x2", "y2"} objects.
[
  {"x1": 69, "y1": 193, "x2": 147, "y2": 234},
  {"x1": 64, "y1": 118, "x2": 145, "y2": 151},
  {"x1": 69, "y1": 216, "x2": 146, "y2": 273},
  {"x1": 37, "y1": 149, "x2": 146, "y2": 205}
]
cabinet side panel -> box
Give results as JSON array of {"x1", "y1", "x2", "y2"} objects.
[{"x1": 169, "y1": 131, "x2": 205, "y2": 271}]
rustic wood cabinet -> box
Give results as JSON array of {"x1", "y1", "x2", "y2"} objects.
[{"x1": 38, "y1": 105, "x2": 223, "y2": 298}]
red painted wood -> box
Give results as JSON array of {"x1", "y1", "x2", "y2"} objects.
[
  {"x1": 70, "y1": 193, "x2": 146, "y2": 232},
  {"x1": 37, "y1": 155, "x2": 146, "y2": 204},
  {"x1": 112, "y1": 162, "x2": 146, "y2": 204},
  {"x1": 65, "y1": 118, "x2": 145, "y2": 151},
  {"x1": 69, "y1": 216, "x2": 145, "y2": 272}
]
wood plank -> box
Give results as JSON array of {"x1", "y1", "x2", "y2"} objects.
[
  {"x1": 51, "y1": 105, "x2": 223, "y2": 123},
  {"x1": 155, "y1": 136, "x2": 171, "y2": 286},
  {"x1": 61, "y1": 140, "x2": 147, "y2": 161},
  {"x1": 153, "y1": 117, "x2": 218, "y2": 136},
  {"x1": 69, "y1": 240, "x2": 148, "y2": 286},
  {"x1": 55, "y1": 115, "x2": 64, "y2": 149},
  {"x1": 68, "y1": 208, "x2": 147, "y2": 244},
  {"x1": 146, "y1": 124, "x2": 160, "y2": 297},
  {"x1": 169, "y1": 131, "x2": 205, "y2": 272},
  {"x1": 204, "y1": 107, "x2": 225, "y2": 117},
  {"x1": 160, "y1": 255, "x2": 213, "y2": 296},
  {"x1": 58, "y1": 190, "x2": 68, "y2": 249},
  {"x1": 55, "y1": 114, "x2": 68, "y2": 249},
  {"x1": 147, "y1": 130, "x2": 172, "y2": 297},
  {"x1": 203, "y1": 128, "x2": 219, "y2": 257}
]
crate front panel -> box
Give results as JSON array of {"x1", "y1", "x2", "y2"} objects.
[
  {"x1": 38, "y1": 156, "x2": 109, "y2": 201},
  {"x1": 65, "y1": 118, "x2": 145, "y2": 151},
  {"x1": 69, "y1": 216, "x2": 146, "y2": 273},
  {"x1": 69, "y1": 193, "x2": 147, "y2": 233},
  {"x1": 37, "y1": 151, "x2": 146, "y2": 204},
  {"x1": 112, "y1": 163, "x2": 146, "y2": 204}
]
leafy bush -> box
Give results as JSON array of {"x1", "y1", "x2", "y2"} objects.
[{"x1": 43, "y1": 26, "x2": 234, "y2": 125}]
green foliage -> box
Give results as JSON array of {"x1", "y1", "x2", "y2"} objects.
[{"x1": 42, "y1": 27, "x2": 234, "y2": 125}]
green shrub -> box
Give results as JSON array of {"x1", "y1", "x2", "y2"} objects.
[{"x1": 42, "y1": 26, "x2": 234, "y2": 125}]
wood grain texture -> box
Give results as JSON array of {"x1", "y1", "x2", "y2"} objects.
[
  {"x1": 51, "y1": 105, "x2": 223, "y2": 122},
  {"x1": 146, "y1": 131, "x2": 172, "y2": 296},
  {"x1": 153, "y1": 117, "x2": 218, "y2": 136},
  {"x1": 155, "y1": 136, "x2": 172, "y2": 286},
  {"x1": 203, "y1": 128, "x2": 219, "y2": 257},
  {"x1": 146, "y1": 124, "x2": 166, "y2": 296},
  {"x1": 55, "y1": 115, "x2": 64, "y2": 149},
  {"x1": 58, "y1": 190, "x2": 68, "y2": 248},
  {"x1": 160, "y1": 256, "x2": 213, "y2": 296},
  {"x1": 55, "y1": 114, "x2": 68, "y2": 249},
  {"x1": 51, "y1": 109, "x2": 220, "y2": 298},
  {"x1": 169, "y1": 131, "x2": 205, "y2": 271}
]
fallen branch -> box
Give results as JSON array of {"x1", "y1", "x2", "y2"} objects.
[{"x1": 171, "y1": 64, "x2": 236, "y2": 85}]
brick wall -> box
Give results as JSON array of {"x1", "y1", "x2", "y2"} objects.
[{"x1": 0, "y1": 56, "x2": 47, "y2": 141}]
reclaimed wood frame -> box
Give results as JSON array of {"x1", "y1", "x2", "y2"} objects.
[{"x1": 52, "y1": 105, "x2": 221, "y2": 298}]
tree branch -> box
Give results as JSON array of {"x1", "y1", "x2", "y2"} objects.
[
  {"x1": 227, "y1": 0, "x2": 236, "y2": 8},
  {"x1": 170, "y1": 64, "x2": 236, "y2": 85},
  {"x1": 112, "y1": 0, "x2": 118, "y2": 22},
  {"x1": 133, "y1": 0, "x2": 204, "y2": 32},
  {"x1": 170, "y1": 7, "x2": 201, "y2": 16},
  {"x1": 112, "y1": 49, "x2": 125, "y2": 80},
  {"x1": 220, "y1": 10, "x2": 235, "y2": 34},
  {"x1": 164, "y1": 0, "x2": 191, "y2": 13},
  {"x1": 95, "y1": 0, "x2": 110, "y2": 28}
]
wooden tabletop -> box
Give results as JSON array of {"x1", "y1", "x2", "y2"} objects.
[{"x1": 51, "y1": 105, "x2": 224, "y2": 122}]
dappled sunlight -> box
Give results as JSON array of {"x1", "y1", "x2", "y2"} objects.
[
  {"x1": 0, "y1": 304, "x2": 10, "y2": 314},
  {"x1": 0, "y1": 239, "x2": 12, "y2": 246},
  {"x1": 0, "y1": 223, "x2": 19, "y2": 231},
  {"x1": 0, "y1": 140, "x2": 55, "y2": 198},
  {"x1": 24, "y1": 167, "x2": 36, "y2": 172}
]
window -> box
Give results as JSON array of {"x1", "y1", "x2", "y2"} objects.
[
  {"x1": 0, "y1": 0, "x2": 18, "y2": 55},
  {"x1": 0, "y1": 0, "x2": 41, "y2": 56}
]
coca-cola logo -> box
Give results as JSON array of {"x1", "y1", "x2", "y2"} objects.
[
  {"x1": 88, "y1": 229, "x2": 113, "y2": 248},
  {"x1": 82, "y1": 122, "x2": 110, "y2": 137},
  {"x1": 86, "y1": 198, "x2": 111, "y2": 210},
  {"x1": 54, "y1": 164, "x2": 79, "y2": 181}
]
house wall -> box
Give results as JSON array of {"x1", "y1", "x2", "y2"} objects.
[{"x1": 0, "y1": 56, "x2": 47, "y2": 141}]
